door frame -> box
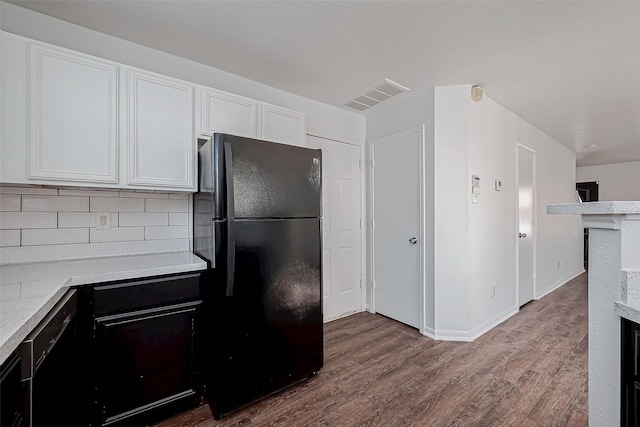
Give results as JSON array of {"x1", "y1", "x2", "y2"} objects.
[
  {"x1": 307, "y1": 132, "x2": 367, "y2": 317},
  {"x1": 369, "y1": 126, "x2": 427, "y2": 335},
  {"x1": 516, "y1": 143, "x2": 537, "y2": 306}
]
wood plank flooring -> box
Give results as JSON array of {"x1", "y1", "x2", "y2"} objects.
[{"x1": 156, "y1": 273, "x2": 588, "y2": 426}]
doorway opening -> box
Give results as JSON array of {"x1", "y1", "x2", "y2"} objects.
[{"x1": 576, "y1": 181, "x2": 599, "y2": 269}]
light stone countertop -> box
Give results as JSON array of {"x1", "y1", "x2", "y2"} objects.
[
  {"x1": 547, "y1": 201, "x2": 640, "y2": 215},
  {"x1": 0, "y1": 251, "x2": 207, "y2": 365}
]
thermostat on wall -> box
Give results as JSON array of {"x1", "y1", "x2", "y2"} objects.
[
  {"x1": 471, "y1": 175, "x2": 480, "y2": 204},
  {"x1": 495, "y1": 179, "x2": 503, "y2": 191}
]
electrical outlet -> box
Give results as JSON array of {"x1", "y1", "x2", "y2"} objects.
[
  {"x1": 557, "y1": 260, "x2": 561, "y2": 268},
  {"x1": 96, "y1": 212, "x2": 111, "y2": 230},
  {"x1": 491, "y1": 285, "x2": 495, "y2": 298}
]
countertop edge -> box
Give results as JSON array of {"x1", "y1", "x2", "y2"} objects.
[
  {"x1": 547, "y1": 201, "x2": 640, "y2": 215},
  {"x1": 0, "y1": 256, "x2": 207, "y2": 366},
  {"x1": 0, "y1": 286, "x2": 70, "y2": 368},
  {"x1": 615, "y1": 302, "x2": 640, "y2": 324}
]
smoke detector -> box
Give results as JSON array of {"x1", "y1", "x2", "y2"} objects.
[{"x1": 343, "y1": 78, "x2": 410, "y2": 112}]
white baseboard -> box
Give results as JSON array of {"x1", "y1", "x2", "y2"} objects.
[
  {"x1": 324, "y1": 308, "x2": 364, "y2": 324},
  {"x1": 432, "y1": 305, "x2": 519, "y2": 342},
  {"x1": 535, "y1": 269, "x2": 585, "y2": 300},
  {"x1": 421, "y1": 326, "x2": 436, "y2": 339}
]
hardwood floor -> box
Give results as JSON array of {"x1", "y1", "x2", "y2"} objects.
[{"x1": 157, "y1": 273, "x2": 588, "y2": 426}]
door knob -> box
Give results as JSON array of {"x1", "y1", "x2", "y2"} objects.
[
  {"x1": 519, "y1": 233, "x2": 527, "y2": 239},
  {"x1": 409, "y1": 237, "x2": 417, "y2": 244}
]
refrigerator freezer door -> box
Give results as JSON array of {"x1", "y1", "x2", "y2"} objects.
[
  {"x1": 204, "y1": 218, "x2": 323, "y2": 418},
  {"x1": 213, "y1": 134, "x2": 321, "y2": 219}
]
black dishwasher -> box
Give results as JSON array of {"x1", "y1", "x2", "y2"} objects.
[{"x1": 19, "y1": 289, "x2": 85, "y2": 427}]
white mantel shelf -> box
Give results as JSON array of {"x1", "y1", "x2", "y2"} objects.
[{"x1": 548, "y1": 201, "x2": 640, "y2": 427}]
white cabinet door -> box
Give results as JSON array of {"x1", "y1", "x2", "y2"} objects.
[
  {"x1": 127, "y1": 69, "x2": 195, "y2": 190},
  {"x1": 199, "y1": 87, "x2": 258, "y2": 139},
  {"x1": 261, "y1": 103, "x2": 306, "y2": 147},
  {"x1": 29, "y1": 43, "x2": 118, "y2": 183}
]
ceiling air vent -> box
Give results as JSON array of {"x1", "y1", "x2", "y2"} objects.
[{"x1": 343, "y1": 78, "x2": 410, "y2": 112}]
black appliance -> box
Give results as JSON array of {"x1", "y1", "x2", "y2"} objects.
[{"x1": 194, "y1": 133, "x2": 323, "y2": 419}]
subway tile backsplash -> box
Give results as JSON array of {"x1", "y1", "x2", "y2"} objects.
[
  {"x1": 22, "y1": 228, "x2": 89, "y2": 246},
  {"x1": 90, "y1": 196, "x2": 144, "y2": 212},
  {"x1": 23, "y1": 194, "x2": 90, "y2": 212},
  {"x1": 145, "y1": 198, "x2": 189, "y2": 213},
  {"x1": 0, "y1": 186, "x2": 191, "y2": 249}
]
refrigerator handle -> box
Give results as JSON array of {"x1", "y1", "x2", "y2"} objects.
[{"x1": 224, "y1": 142, "x2": 236, "y2": 297}]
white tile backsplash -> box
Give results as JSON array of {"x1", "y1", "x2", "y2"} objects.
[
  {"x1": 169, "y1": 213, "x2": 189, "y2": 226},
  {"x1": 119, "y1": 213, "x2": 168, "y2": 227},
  {"x1": 0, "y1": 230, "x2": 20, "y2": 247},
  {"x1": 23, "y1": 195, "x2": 89, "y2": 212},
  {"x1": 169, "y1": 193, "x2": 189, "y2": 200},
  {"x1": 91, "y1": 197, "x2": 144, "y2": 212},
  {"x1": 0, "y1": 186, "x2": 58, "y2": 195},
  {"x1": 0, "y1": 187, "x2": 191, "y2": 253},
  {"x1": 119, "y1": 191, "x2": 169, "y2": 199},
  {"x1": 58, "y1": 212, "x2": 97, "y2": 228},
  {"x1": 58, "y1": 189, "x2": 120, "y2": 197},
  {"x1": 111, "y1": 213, "x2": 119, "y2": 227},
  {"x1": 0, "y1": 212, "x2": 57, "y2": 229},
  {"x1": 145, "y1": 225, "x2": 189, "y2": 240},
  {"x1": 22, "y1": 228, "x2": 89, "y2": 246},
  {"x1": 0, "y1": 194, "x2": 21, "y2": 212},
  {"x1": 90, "y1": 227, "x2": 144, "y2": 243},
  {"x1": 146, "y1": 199, "x2": 189, "y2": 213}
]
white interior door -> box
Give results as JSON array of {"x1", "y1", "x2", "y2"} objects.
[
  {"x1": 307, "y1": 135, "x2": 362, "y2": 321},
  {"x1": 372, "y1": 129, "x2": 421, "y2": 329},
  {"x1": 518, "y1": 144, "x2": 535, "y2": 306}
]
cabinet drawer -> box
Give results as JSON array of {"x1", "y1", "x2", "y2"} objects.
[{"x1": 94, "y1": 273, "x2": 200, "y2": 315}]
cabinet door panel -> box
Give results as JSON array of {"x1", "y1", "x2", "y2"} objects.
[
  {"x1": 30, "y1": 44, "x2": 118, "y2": 183},
  {"x1": 200, "y1": 88, "x2": 258, "y2": 138},
  {"x1": 261, "y1": 103, "x2": 306, "y2": 147},
  {"x1": 127, "y1": 70, "x2": 195, "y2": 189},
  {"x1": 95, "y1": 302, "x2": 200, "y2": 425}
]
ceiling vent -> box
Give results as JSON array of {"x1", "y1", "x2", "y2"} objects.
[{"x1": 343, "y1": 78, "x2": 410, "y2": 112}]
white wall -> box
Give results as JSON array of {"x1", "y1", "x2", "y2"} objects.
[
  {"x1": 0, "y1": 2, "x2": 365, "y2": 145},
  {"x1": 576, "y1": 161, "x2": 640, "y2": 201},
  {"x1": 466, "y1": 92, "x2": 518, "y2": 335},
  {"x1": 366, "y1": 84, "x2": 583, "y2": 340},
  {"x1": 436, "y1": 85, "x2": 583, "y2": 339},
  {"x1": 433, "y1": 86, "x2": 472, "y2": 336}
]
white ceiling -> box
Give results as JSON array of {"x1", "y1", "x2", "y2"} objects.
[{"x1": 7, "y1": 1, "x2": 640, "y2": 166}]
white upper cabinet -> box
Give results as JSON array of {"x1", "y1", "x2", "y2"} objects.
[
  {"x1": 198, "y1": 86, "x2": 307, "y2": 147},
  {"x1": 261, "y1": 103, "x2": 306, "y2": 147},
  {"x1": 126, "y1": 69, "x2": 195, "y2": 190},
  {"x1": 29, "y1": 43, "x2": 118, "y2": 183},
  {"x1": 1, "y1": 31, "x2": 307, "y2": 191},
  {"x1": 199, "y1": 87, "x2": 258, "y2": 139}
]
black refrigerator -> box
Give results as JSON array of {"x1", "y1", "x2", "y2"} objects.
[{"x1": 194, "y1": 133, "x2": 323, "y2": 419}]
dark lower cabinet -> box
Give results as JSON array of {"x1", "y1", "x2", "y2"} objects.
[
  {"x1": 622, "y1": 318, "x2": 640, "y2": 427},
  {"x1": 89, "y1": 273, "x2": 203, "y2": 427},
  {"x1": 0, "y1": 354, "x2": 27, "y2": 427}
]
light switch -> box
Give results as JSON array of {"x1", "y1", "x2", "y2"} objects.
[{"x1": 495, "y1": 179, "x2": 503, "y2": 191}]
